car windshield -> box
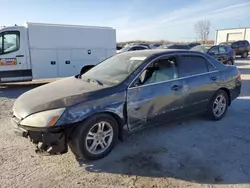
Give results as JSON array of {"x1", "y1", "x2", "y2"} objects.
[{"x1": 81, "y1": 53, "x2": 147, "y2": 86}]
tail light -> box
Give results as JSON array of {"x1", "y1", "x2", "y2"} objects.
[{"x1": 233, "y1": 50, "x2": 236, "y2": 55}]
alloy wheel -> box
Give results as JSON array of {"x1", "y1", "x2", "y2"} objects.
[
  {"x1": 213, "y1": 94, "x2": 227, "y2": 117},
  {"x1": 85, "y1": 121, "x2": 113, "y2": 155}
]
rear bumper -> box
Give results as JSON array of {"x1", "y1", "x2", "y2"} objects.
[
  {"x1": 231, "y1": 82, "x2": 241, "y2": 102},
  {"x1": 12, "y1": 119, "x2": 69, "y2": 155}
]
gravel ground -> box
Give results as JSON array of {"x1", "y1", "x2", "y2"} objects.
[{"x1": 1, "y1": 58, "x2": 250, "y2": 188}]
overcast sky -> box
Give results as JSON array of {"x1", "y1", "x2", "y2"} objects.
[{"x1": 2, "y1": 0, "x2": 250, "y2": 42}]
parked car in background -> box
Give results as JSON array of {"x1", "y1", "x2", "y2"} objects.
[
  {"x1": 117, "y1": 44, "x2": 149, "y2": 53},
  {"x1": 12, "y1": 49, "x2": 241, "y2": 160},
  {"x1": 191, "y1": 45, "x2": 235, "y2": 65},
  {"x1": 220, "y1": 40, "x2": 250, "y2": 58},
  {"x1": 116, "y1": 45, "x2": 123, "y2": 51},
  {"x1": 159, "y1": 44, "x2": 191, "y2": 50},
  {"x1": 137, "y1": 43, "x2": 151, "y2": 48},
  {"x1": 188, "y1": 42, "x2": 201, "y2": 48},
  {"x1": 150, "y1": 44, "x2": 161, "y2": 49}
]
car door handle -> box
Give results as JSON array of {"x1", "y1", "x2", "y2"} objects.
[
  {"x1": 51, "y1": 61, "x2": 56, "y2": 65},
  {"x1": 210, "y1": 76, "x2": 217, "y2": 81},
  {"x1": 171, "y1": 85, "x2": 181, "y2": 91},
  {"x1": 65, "y1": 60, "x2": 70, "y2": 64},
  {"x1": 16, "y1": 55, "x2": 24, "y2": 57}
]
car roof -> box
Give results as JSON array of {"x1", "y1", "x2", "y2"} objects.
[{"x1": 211, "y1": 44, "x2": 231, "y2": 48}]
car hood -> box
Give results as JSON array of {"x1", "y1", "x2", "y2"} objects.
[{"x1": 13, "y1": 76, "x2": 110, "y2": 118}]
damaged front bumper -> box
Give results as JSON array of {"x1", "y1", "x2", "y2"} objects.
[{"x1": 12, "y1": 116, "x2": 69, "y2": 155}]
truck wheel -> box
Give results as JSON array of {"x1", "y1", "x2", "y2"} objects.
[
  {"x1": 70, "y1": 114, "x2": 118, "y2": 160},
  {"x1": 241, "y1": 52, "x2": 248, "y2": 58},
  {"x1": 208, "y1": 90, "x2": 229, "y2": 121}
]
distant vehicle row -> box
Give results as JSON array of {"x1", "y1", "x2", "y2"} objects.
[
  {"x1": 117, "y1": 40, "x2": 249, "y2": 60},
  {"x1": 117, "y1": 40, "x2": 249, "y2": 65},
  {"x1": 116, "y1": 42, "x2": 200, "y2": 52}
]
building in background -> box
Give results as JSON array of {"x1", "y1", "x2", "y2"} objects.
[{"x1": 215, "y1": 27, "x2": 250, "y2": 44}]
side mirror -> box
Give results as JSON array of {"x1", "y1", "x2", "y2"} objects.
[
  {"x1": 139, "y1": 70, "x2": 147, "y2": 83},
  {"x1": 131, "y1": 70, "x2": 148, "y2": 87}
]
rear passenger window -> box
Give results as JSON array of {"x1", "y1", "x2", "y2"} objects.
[
  {"x1": 232, "y1": 42, "x2": 238, "y2": 48},
  {"x1": 219, "y1": 46, "x2": 227, "y2": 53},
  {"x1": 178, "y1": 55, "x2": 208, "y2": 77},
  {"x1": 207, "y1": 61, "x2": 217, "y2": 71}
]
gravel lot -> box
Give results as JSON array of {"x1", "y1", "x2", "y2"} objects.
[{"x1": 1, "y1": 58, "x2": 250, "y2": 188}]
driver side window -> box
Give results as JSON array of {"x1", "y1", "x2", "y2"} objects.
[
  {"x1": 0, "y1": 31, "x2": 20, "y2": 54},
  {"x1": 132, "y1": 56, "x2": 178, "y2": 87}
]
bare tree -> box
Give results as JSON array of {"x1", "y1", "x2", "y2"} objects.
[{"x1": 194, "y1": 20, "x2": 211, "y2": 44}]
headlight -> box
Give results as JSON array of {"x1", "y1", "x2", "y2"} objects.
[{"x1": 20, "y1": 108, "x2": 65, "y2": 127}]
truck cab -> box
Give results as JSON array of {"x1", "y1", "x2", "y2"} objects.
[{"x1": 0, "y1": 26, "x2": 32, "y2": 82}]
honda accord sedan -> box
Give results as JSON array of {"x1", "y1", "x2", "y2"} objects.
[{"x1": 12, "y1": 49, "x2": 241, "y2": 160}]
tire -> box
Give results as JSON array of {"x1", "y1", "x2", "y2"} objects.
[
  {"x1": 241, "y1": 52, "x2": 248, "y2": 58},
  {"x1": 208, "y1": 90, "x2": 229, "y2": 121},
  {"x1": 70, "y1": 114, "x2": 118, "y2": 160},
  {"x1": 227, "y1": 59, "x2": 234, "y2": 65}
]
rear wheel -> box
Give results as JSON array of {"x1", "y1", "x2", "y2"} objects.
[
  {"x1": 70, "y1": 114, "x2": 118, "y2": 160},
  {"x1": 227, "y1": 59, "x2": 234, "y2": 65},
  {"x1": 208, "y1": 90, "x2": 229, "y2": 120},
  {"x1": 241, "y1": 52, "x2": 248, "y2": 58}
]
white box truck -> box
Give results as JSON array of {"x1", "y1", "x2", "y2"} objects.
[{"x1": 0, "y1": 22, "x2": 116, "y2": 83}]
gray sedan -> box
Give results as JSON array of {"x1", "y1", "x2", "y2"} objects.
[{"x1": 12, "y1": 49, "x2": 241, "y2": 160}]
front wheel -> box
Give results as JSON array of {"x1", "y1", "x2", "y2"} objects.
[
  {"x1": 70, "y1": 114, "x2": 118, "y2": 160},
  {"x1": 208, "y1": 90, "x2": 229, "y2": 120}
]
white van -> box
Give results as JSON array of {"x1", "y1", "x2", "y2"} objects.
[{"x1": 0, "y1": 22, "x2": 116, "y2": 83}]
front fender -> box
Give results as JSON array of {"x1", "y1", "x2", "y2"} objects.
[{"x1": 55, "y1": 91, "x2": 126, "y2": 126}]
